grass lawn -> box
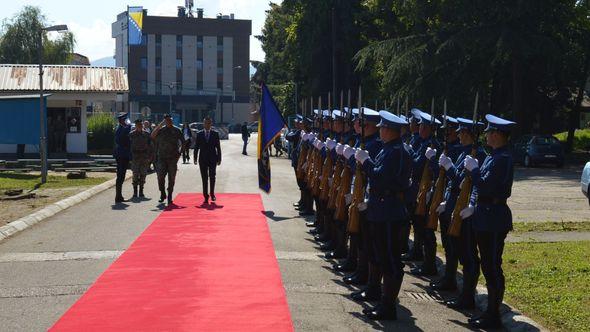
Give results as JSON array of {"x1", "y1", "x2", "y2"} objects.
[
  {"x1": 512, "y1": 221, "x2": 590, "y2": 233},
  {"x1": 502, "y1": 241, "x2": 590, "y2": 331},
  {"x1": 0, "y1": 172, "x2": 109, "y2": 191}
]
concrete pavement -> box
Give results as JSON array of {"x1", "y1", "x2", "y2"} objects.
[{"x1": 0, "y1": 134, "x2": 542, "y2": 331}]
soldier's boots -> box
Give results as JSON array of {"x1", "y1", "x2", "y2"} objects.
[
  {"x1": 159, "y1": 191, "x2": 167, "y2": 203},
  {"x1": 139, "y1": 185, "x2": 145, "y2": 198},
  {"x1": 365, "y1": 275, "x2": 402, "y2": 321},
  {"x1": 469, "y1": 288, "x2": 503, "y2": 328},
  {"x1": 133, "y1": 185, "x2": 138, "y2": 198}
]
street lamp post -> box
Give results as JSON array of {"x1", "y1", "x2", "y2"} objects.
[{"x1": 38, "y1": 24, "x2": 68, "y2": 184}]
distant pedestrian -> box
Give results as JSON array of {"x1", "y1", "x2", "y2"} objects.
[
  {"x1": 113, "y1": 112, "x2": 131, "y2": 203},
  {"x1": 241, "y1": 122, "x2": 251, "y2": 155},
  {"x1": 129, "y1": 119, "x2": 154, "y2": 198},
  {"x1": 194, "y1": 117, "x2": 222, "y2": 204},
  {"x1": 151, "y1": 114, "x2": 185, "y2": 205},
  {"x1": 182, "y1": 123, "x2": 192, "y2": 163}
]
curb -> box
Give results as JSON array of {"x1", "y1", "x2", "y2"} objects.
[{"x1": 0, "y1": 173, "x2": 131, "y2": 243}]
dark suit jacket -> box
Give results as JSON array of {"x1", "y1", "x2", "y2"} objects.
[{"x1": 194, "y1": 129, "x2": 222, "y2": 165}]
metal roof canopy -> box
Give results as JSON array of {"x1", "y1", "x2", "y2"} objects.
[
  {"x1": 0, "y1": 94, "x2": 52, "y2": 100},
  {"x1": 0, "y1": 64, "x2": 129, "y2": 92}
]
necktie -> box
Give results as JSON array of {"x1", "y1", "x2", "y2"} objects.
[{"x1": 206, "y1": 131, "x2": 209, "y2": 141}]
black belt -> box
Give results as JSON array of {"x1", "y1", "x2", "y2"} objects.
[{"x1": 478, "y1": 196, "x2": 507, "y2": 205}]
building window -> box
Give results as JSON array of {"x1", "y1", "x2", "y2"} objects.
[
  {"x1": 155, "y1": 35, "x2": 161, "y2": 47},
  {"x1": 176, "y1": 35, "x2": 183, "y2": 48},
  {"x1": 155, "y1": 81, "x2": 161, "y2": 95},
  {"x1": 141, "y1": 34, "x2": 147, "y2": 45},
  {"x1": 197, "y1": 36, "x2": 203, "y2": 48},
  {"x1": 155, "y1": 57, "x2": 161, "y2": 69},
  {"x1": 176, "y1": 59, "x2": 182, "y2": 70},
  {"x1": 140, "y1": 80, "x2": 147, "y2": 94},
  {"x1": 140, "y1": 57, "x2": 147, "y2": 69},
  {"x1": 197, "y1": 79, "x2": 203, "y2": 90}
]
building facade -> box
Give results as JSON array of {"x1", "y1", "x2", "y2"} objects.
[{"x1": 112, "y1": 9, "x2": 252, "y2": 126}]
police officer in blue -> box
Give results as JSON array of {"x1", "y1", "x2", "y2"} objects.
[
  {"x1": 433, "y1": 118, "x2": 487, "y2": 300},
  {"x1": 461, "y1": 114, "x2": 516, "y2": 329},
  {"x1": 354, "y1": 111, "x2": 412, "y2": 320},
  {"x1": 345, "y1": 108, "x2": 383, "y2": 288},
  {"x1": 114, "y1": 112, "x2": 131, "y2": 203}
]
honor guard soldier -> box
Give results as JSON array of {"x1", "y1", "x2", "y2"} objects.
[
  {"x1": 151, "y1": 114, "x2": 185, "y2": 205},
  {"x1": 114, "y1": 112, "x2": 131, "y2": 203},
  {"x1": 436, "y1": 117, "x2": 487, "y2": 307},
  {"x1": 129, "y1": 119, "x2": 154, "y2": 198},
  {"x1": 354, "y1": 111, "x2": 412, "y2": 320},
  {"x1": 346, "y1": 108, "x2": 382, "y2": 292},
  {"x1": 461, "y1": 114, "x2": 516, "y2": 329},
  {"x1": 286, "y1": 115, "x2": 305, "y2": 208}
]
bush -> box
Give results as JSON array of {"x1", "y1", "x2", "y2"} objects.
[
  {"x1": 554, "y1": 129, "x2": 590, "y2": 151},
  {"x1": 87, "y1": 113, "x2": 115, "y2": 153}
]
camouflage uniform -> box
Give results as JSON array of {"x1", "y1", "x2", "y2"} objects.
[
  {"x1": 129, "y1": 130, "x2": 153, "y2": 188},
  {"x1": 154, "y1": 126, "x2": 184, "y2": 195}
]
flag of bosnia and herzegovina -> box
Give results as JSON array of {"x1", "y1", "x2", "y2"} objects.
[
  {"x1": 257, "y1": 83, "x2": 286, "y2": 193},
  {"x1": 128, "y1": 6, "x2": 143, "y2": 46}
]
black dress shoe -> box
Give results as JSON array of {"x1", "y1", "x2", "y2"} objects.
[
  {"x1": 410, "y1": 266, "x2": 437, "y2": 276},
  {"x1": 325, "y1": 250, "x2": 346, "y2": 259},
  {"x1": 401, "y1": 252, "x2": 423, "y2": 262},
  {"x1": 446, "y1": 297, "x2": 475, "y2": 310},
  {"x1": 299, "y1": 210, "x2": 315, "y2": 216},
  {"x1": 305, "y1": 222, "x2": 316, "y2": 228},
  {"x1": 468, "y1": 312, "x2": 483, "y2": 323},
  {"x1": 362, "y1": 303, "x2": 381, "y2": 314},
  {"x1": 211, "y1": 194, "x2": 216, "y2": 201},
  {"x1": 469, "y1": 313, "x2": 502, "y2": 329},
  {"x1": 365, "y1": 305, "x2": 397, "y2": 321},
  {"x1": 308, "y1": 228, "x2": 320, "y2": 235},
  {"x1": 158, "y1": 192, "x2": 167, "y2": 203},
  {"x1": 334, "y1": 261, "x2": 356, "y2": 272},
  {"x1": 430, "y1": 280, "x2": 457, "y2": 291},
  {"x1": 351, "y1": 288, "x2": 381, "y2": 302},
  {"x1": 343, "y1": 273, "x2": 368, "y2": 285},
  {"x1": 319, "y1": 242, "x2": 335, "y2": 251}
]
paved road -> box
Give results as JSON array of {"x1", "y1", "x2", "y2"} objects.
[{"x1": 0, "y1": 134, "x2": 555, "y2": 331}]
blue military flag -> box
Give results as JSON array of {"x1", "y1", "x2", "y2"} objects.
[
  {"x1": 128, "y1": 6, "x2": 144, "y2": 46},
  {"x1": 257, "y1": 83, "x2": 286, "y2": 193}
]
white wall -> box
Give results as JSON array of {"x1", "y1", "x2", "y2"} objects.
[
  {"x1": 182, "y1": 35, "x2": 197, "y2": 96},
  {"x1": 147, "y1": 34, "x2": 156, "y2": 95},
  {"x1": 161, "y1": 34, "x2": 177, "y2": 95},
  {"x1": 203, "y1": 36, "x2": 217, "y2": 92}
]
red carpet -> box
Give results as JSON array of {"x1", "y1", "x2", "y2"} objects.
[{"x1": 50, "y1": 193, "x2": 293, "y2": 331}]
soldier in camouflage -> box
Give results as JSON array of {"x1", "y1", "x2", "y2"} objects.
[
  {"x1": 129, "y1": 119, "x2": 154, "y2": 198},
  {"x1": 151, "y1": 114, "x2": 185, "y2": 205}
]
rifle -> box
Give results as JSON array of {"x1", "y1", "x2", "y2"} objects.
[
  {"x1": 426, "y1": 98, "x2": 448, "y2": 230},
  {"x1": 305, "y1": 97, "x2": 319, "y2": 188},
  {"x1": 348, "y1": 86, "x2": 364, "y2": 234},
  {"x1": 295, "y1": 97, "x2": 308, "y2": 180},
  {"x1": 415, "y1": 97, "x2": 437, "y2": 217},
  {"x1": 311, "y1": 96, "x2": 324, "y2": 196},
  {"x1": 328, "y1": 91, "x2": 345, "y2": 210},
  {"x1": 319, "y1": 94, "x2": 335, "y2": 202},
  {"x1": 334, "y1": 89, "x2": 353, "y2": 219},
  {"x1": 448, "y1": 92, "x2": 479, "y2": 237}
]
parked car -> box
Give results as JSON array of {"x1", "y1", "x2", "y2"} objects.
[
  {"x1": 582, "y1": 162, "x2": 590, "y2": 205},
  {"x1": 513, "y1": 135, "x2": 565, "y2": 168}
]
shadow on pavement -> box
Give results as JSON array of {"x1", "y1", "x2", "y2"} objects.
[
  {"x1": 261, "y1": 210, "x2": 292, "y2": 222},
  {"x1": 349, "y1": 304, "x2": 421, "y2": 331},
  {"x1": 111, "y1": 203, "x2": 129, "y2": 210}
]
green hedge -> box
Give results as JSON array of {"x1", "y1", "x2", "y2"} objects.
[
  {"x1": 554, "y1": 129, "x2": 590, "y2": 151},
  {"x1": 87, "y1": 113, "x2": 115, "y2": 152}
]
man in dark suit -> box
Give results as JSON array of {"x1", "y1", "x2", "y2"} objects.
[{"x1": 194, "y1": 117, "x2": 222, "y2": 203}]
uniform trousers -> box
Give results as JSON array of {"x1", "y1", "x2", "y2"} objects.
[
  {"x1": 199, "y1": 162, "x2": 217, "y2": 197},
  {"x1": 157, "y1": 158, "x2": 178, "y2": 193},
  {"x1": 475, "y1": 230, "x2": 507, "y2": 316}
]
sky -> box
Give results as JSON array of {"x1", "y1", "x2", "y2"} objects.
[{"x1": 0, "y1": 0, "x2": 280, "y2": 62}]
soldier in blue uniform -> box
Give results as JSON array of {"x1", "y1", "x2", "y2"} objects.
[
  {"x1": 461, "y1": 114, "x2": 516, "y2": 329},
  {"x1": 354, "y1": 111, "x2": 412, "y2": 320},
  {"x1": 286, "y1": 115, "x2": 305, "y2": 208},
  {"x1": 113, "y1": 112, "x2": 131, "y2": 203},
  {"x1": 346, "y1": 108, "x2": 384, "y2": 296},
  {"x1": 432, "y1": 118, "x2": 487, "y2": 299},
  {"x1": 408, "y1": 110, "x2": 441, "y2": 277}
]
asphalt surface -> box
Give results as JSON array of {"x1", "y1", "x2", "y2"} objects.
[{"x1": 0, "y1": 134, "x2": 550, "y2": 331}]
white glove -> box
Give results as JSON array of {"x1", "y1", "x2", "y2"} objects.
[
  {"x1": 345, "y1": 193, "x2": 352, "y2": 205},
  {"x1": 439, "y1": 154, "x2": 453, "y2": 171},
  {"x1": 464, "y1": 155, "x2": 479, "y2": 171},
  {"x1": 302, "y1": 162, "x2": 307, "y2": 171},
  {"x1": 355, "y1": 149, "x2": 370, "y2": 164},
  {"x1": 317, "y1": 141, "x2": 326, "y2": 150},
  {"x1": 328, "y1": 177, "x2": 333, "y2": 187},
  {"x1": 326, "y1": 139, "x2": 337, "y2": 151},
  {"x1": 343, "y1": 145, "x2": 355, "y2": 160},
  {"x1": 436, "y1": 201, "x2": 446, "y2": 214},
  {"x1": 425, "y1": 147, "x2": 437, "y2": 160},
  {"x1": 336, "y1": 143, "x2": 344, "y2": 155},
  {"x1": 403, "y1": 143, "x2": 411, "y2": 151},
  {"x1": 460, "y1": 205, "x2": 475, "y2": 219},
  {"x1": 313, "y1": 138, "x2": 319, "y2": 147},
  {"x1": 358, "y1": 202, "x2": 368, "y2": 211}
]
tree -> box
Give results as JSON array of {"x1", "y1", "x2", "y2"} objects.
[{"x1": 0, "y1": 6, "x2": 75, "y2": 64}]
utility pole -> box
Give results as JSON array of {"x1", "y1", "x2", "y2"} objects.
[{"x1": 331, "y1": 6, "x2": 337, "y2": 109}]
